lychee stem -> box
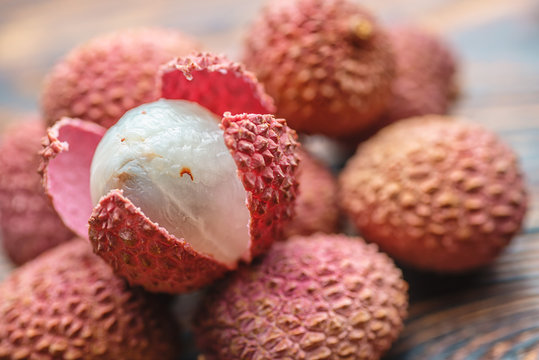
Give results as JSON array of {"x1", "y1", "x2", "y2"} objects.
[{"x1": 350, "y1": 17, "x2": 373, "y2": 41}]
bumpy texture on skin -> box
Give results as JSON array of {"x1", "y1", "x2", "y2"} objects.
[
  {"x1": 195, "y1": 234, "x2": 408, "y2": 360},
  {"x1": 89, "y1": 190, "x2": 230, "y2": 294},
  {"x1": 243, "y1": 0, "x2": 394, "y2": 138},
  {"x1": 382, "y1": 26, "x2": 458, "y2": 124},
  {"x1": 42, "y1": 28, "x2": 199, "y2": 128},
  {"x1": 87, "y1": 113, "x2": 299, "y2": 293},
  {"x1": 284, "y1": 149, "x2": 340, "y2": 237},
  {"x1": 0, "y1": 240, "x2": 180, "y2": 360},
  {"x1": 161, "y1": 53, "x2": 275, "y2": 115},
  {"x1": 221, "y1": 113, "x2": 299, "y2": 257},
  {"x1": 339, "y1": 116, "x2": 528, "y2": 272},
  {"x1": 0, "y1": 119, "x2": 73, "y2": 265}
]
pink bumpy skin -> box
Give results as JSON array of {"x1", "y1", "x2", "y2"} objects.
[
  {"x1": 284, "y1": 149, "x2": 340, "y2": 237},
  {"x1": 41, "y1": 53, "x2": 299, "y2": 293},
  {"x1": 195, "y1": 234, "x2": 408, "y2": 359},
  {"x1": 382, "y1": 26, "x2": 459, "y2": 124},
  {"x1": 0, "y1": 119, "x2": 74, "y2": 265},
  {"x1": 41, "y1": 28, "x2": 200, "y2": 128},
  {"x1": 0, "y1": 240, "x2": 180, "y2": 360}
]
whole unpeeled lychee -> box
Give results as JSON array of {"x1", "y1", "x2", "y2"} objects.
[
  {"x1": 243, "y1": 0, "x2": 394, "y2": 138},
  {"x1": 284, "y1": 149, "x2": 340, "y2": 237},
  {"x1": 0, "y1": 240, "x2": 179, "y2": 360},
  {"x1": 40, "y1": 53, "x2": 299, "y2": 293},
  {"x1": 41, "y1": 27, "x2": 199, "y2": 128},
  {"x1": 339, "y1": 116, "x2": 528, "y2": 272},
  {"x1": 195, "y1": 234, "x2": 408, "y2": 359},
  {"x1": 382, "y1": 26, "x2": 458, "y2": 124},
  {"x1": 0, "y1": 119, "x2": 73, "y2": 265}
]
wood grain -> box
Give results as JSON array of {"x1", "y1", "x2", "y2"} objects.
[
  {"x1": 0, "y1": 0, "x2": 538, "y2": 359},
  {"x1": 388, "y1": 231, "x2": 539, "y2": 359}
]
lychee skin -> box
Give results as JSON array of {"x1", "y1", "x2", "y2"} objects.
[
  {"x1": 88, "y1": 189, "x2": 231, "y2": 294},
  {"x1": 0, "y1": 119, "x2": 73, "y2": 265},
  {"x1": 87, "y1": 112, "x2": 299, "y2": 293},
  {"x1": 243, "y1": 0, "x2": 394, "y2": 138},
  {"x1": 195, "y1": 234, "x2": 408, "y2": 360},
  {"x1": 41, "y1": 28, "x2": 199, "y2": 128},
  {"x1": 284, "y1": 149, "x2": 340, "y2": 237},
  {"x1": 221, "y1": 113, "x2": 299, "y2": 258},
  {"x1": 0, "y1": 240, "x2": 180, "y2": 360},
  {"x1": 339, "y1": 116, "x2": 528, "y2": 272},
  {"x1": 161, "y1": 53, "x2": 275, "y2": 115},
  {"x1": 382, "y1": 26, "x2": 458, "y2": 124}
]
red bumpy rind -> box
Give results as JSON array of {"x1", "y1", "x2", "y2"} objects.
[
  {"x1": 243, "y1": 0, "x2": 395, "y2": 138},
  {"x1": 160, "y1": 52, "x2": 276, "y2": 116},
  {"x1": 39, "y1": 118, "x2": 106, "y2": 239},
  {"x1": 221, "y1": 113, "x2": 300, "y2": 258},
  {"x1": 88, "y1": 190, "x2": 229, "y2": 294}
]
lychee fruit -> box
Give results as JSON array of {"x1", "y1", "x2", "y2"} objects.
[
  {"x1": 0, "y1": 118, "x2": 74, "y2": 265},
  {"x1": 40, "y1": 53, "x2": 299, "y2": 293},
  {"x1": 242, "y1": 0, "x2": 395, "y2": 138},
  {"x1": 195, "y1": 233, "x2": 408, "y2": 359},
  {"x1": 41, "y1": 27, "x2": 199, "y2": 128},
  {"x1": 284, "y1": 149, "x2": 340, "y2": 237},
  {"x1": 339, "y1": 115, "x2": 528, "y2": 272},
  {"x1": 382, "y1": 26, "x2": 459, "y2": 124},
  {"x1": 0, "y1": 240, "x2": 180, "y2": 360}
]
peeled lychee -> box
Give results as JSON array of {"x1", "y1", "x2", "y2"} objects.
[
  {"x1": 284, "y1": 149, "x2": 340, "y2": 237},
  {"x1": 40, "y1": 53, "x2": 299, "y2": 293},
  {"x1": 90, "y1": 100, "x2": 252, "y2": 267},
  {"x1": 0, "y1": 119, "x2": 73, "y2": 265},
  {"x1": 41, "y1": 27, "x2": 199, "y2": 128},
  {"x1": 339, "y1": 116, "x2": 528, "y2": 272},
  {"x1": 195, "y1": 234, "x2": 408, "y2": 359},
  {"x1": 382, "y1": 26, "x2": 459, "y2": 124},
  {"x1": 0, "y1": 240, "x2": 179, "y2": 360},
  {"x1": 243, "y1": 0, "x2": 395, "y2": 138}
]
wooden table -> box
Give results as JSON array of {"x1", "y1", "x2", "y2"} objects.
[{"x1": 0, "y1": 0, "x2": 538, "y2": 358}]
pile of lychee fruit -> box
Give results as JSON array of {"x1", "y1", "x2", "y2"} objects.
[{"x1": 0, "y1": 0, "x2": 528, "y2": 359}]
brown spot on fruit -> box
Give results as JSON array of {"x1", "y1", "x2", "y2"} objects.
[
  {"x1": 116, "y1": 172, "x2": 133, "y2": 187},
  {"x1": 350, "y1": 16, "x2": 373, "y2": 41},
  {"x1": 179, "y1": 167, "x2": 194, "y2": 181}
]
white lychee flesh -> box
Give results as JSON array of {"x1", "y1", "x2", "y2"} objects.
[{"x1": 90, "y1": 99, "x2": 250, "y2": 267}]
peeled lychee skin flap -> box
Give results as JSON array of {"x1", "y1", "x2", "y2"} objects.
[{"x1": 40, "y1": 118, "x2": 106, "y2": 239}]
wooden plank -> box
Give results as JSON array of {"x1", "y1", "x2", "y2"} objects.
[{"x1": 387, "y1": 232, "x2": 539, "y2": 359}]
